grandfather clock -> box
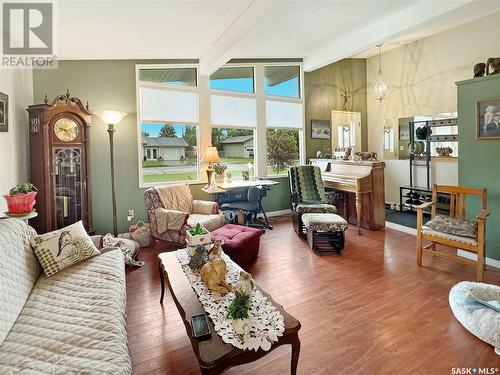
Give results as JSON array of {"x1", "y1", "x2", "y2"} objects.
[{"x1": 27, "y1": 91, "x2": 94, "y2": 234}]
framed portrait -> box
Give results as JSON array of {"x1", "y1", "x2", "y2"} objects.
[
  {"x1": 477, "y1": 98, "x2": 500, "y2": 139},
  {"x1": 311, "y1": 119, "x2": 331, "y2": 139},
  {"x1": 0, "y1": 92, "x2": 8, "y2": 132}
]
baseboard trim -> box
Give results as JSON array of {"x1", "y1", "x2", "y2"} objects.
[
  {"x1": 457, "y1": 250, "x2": 500, "y2": 269},
  {"x1": 385, "y1": 221, "x2": 500, "y2": 270},
  {"x1": 266, "y1": 209, "x2": 292, "y2": 218}
]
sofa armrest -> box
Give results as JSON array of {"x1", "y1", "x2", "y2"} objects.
[{"x1": 192, "y1": 200, "x2": 219, "y2": 215}]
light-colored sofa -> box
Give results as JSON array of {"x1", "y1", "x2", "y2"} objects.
[{"x1": 0, "y1": 218, "x2": 131, "y2": 374}]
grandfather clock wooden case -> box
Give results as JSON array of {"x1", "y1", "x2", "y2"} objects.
[{"x1": 27, "y1": 92, "x2": 94, "y2": 234}]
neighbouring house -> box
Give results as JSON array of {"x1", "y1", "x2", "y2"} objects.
[
  {"x1": 142, "y1": 135, "x2": 188, "y2": 161},
  {"x1": 220, "y1": 135, "x2": 254, "y2": 158}
]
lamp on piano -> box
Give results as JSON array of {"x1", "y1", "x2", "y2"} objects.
[{"x1": 201, "y1": 145, "x2": 221, "y2": 191}]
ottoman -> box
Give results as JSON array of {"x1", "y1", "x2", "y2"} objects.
[
  {"x1": 302, "y1": 213, "x2": 348, "y2": 254},
  {"x1": 211, "y1": 224, "x2": 262, "y2": 267}
]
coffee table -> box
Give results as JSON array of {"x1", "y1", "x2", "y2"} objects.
[{"x1": 158, "y1": 251, "x2": 301, "y2": 375}]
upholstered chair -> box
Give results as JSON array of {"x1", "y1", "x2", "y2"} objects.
[
  {"x1": 144, "y1": 183, "x2": 225, "y2": 246},
  {"x1": 288, "y1": 165, "x2": 337, "y2": 235}
]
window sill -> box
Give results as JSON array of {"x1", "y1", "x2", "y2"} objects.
[{"x1": 139, "y1": 180, "x2": 204, "y2": 189}]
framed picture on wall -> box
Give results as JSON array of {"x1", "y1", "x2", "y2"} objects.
[
  {"x1": 311, "y1": 119, "x2": 331, "y2": 139},
  {"x1": 477, "y1": 98, "x2": 500, "y2": 139},
  {"x1": 0, "y1": 92, "x2": 8, "y2": 132}
]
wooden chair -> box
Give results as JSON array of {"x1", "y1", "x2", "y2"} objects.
[{"x1": 416, "y1": 184, "x2": 489, "y2": 281}]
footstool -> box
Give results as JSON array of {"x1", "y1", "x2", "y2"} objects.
[
  {"x1": 211, "y1": 224, "x2": 262, "y2": 267},
  {"x1": 302, "y1": 213, "x2": 348, "y2": 254}
]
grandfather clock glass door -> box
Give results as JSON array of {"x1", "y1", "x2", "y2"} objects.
[{"x1": 53, "y1": 147, "x2": 82, "y2": 229}]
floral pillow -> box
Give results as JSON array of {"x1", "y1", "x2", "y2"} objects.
[
  {"x1": 30, "y1": 221, "x2": 100, "y2": 277},
  {"x1": 425, "y1": 214, "x2": 478, "y2": 238}
]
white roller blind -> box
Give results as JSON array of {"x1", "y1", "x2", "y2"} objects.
[
  {"x1": 265, "y1": 100, "x2": 303, "y2": 128},
  {"x1": 210, "y1": 95, "x2": 256, "y2": 128},
  {"x1": 140, "y1": 87, "x2": 198, "y2": 123}
]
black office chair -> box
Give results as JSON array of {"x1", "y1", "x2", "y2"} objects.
[{"x1": 219, "y1": 185, "x2": 272, "y2": 230}]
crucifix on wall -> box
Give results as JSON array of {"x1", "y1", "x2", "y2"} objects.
[{"x1": 341, "y1": 91, "x2": 351, "y2": 111}]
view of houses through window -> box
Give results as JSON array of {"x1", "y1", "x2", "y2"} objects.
[{"x1": 137, "y1": 63, "x2": 304, "y2": 186}]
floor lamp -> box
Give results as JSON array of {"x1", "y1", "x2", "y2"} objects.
[{"x1": 95, "y1": 110, "x2": 128, "y2": 237}]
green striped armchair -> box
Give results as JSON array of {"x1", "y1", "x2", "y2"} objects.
[{"x1": 288, "y1": 165, "x2": 337, "y2": 235}]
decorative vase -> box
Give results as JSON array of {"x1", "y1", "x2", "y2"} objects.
[
  {"x1": 3, "y1": 192, "x2": 37, "y2": 215},
  {"x1": 186, "y1": 227, "x2": 211, "y2": 248},
  {"x1": 231, "y1": 317, "x2": 251, "y2": 336},
  {"x1": 215, "y1": 174, "x2": 224, "y2": 183}
]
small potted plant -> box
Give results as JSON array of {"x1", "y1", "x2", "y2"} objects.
[
  {"x1": 213, "y1": 164, "x2": 227, "y2": 183},
  {"x1": 186, "y1": 223, "x2": 211, "y2": 249},
  {"x1": 227, "y1": 290, "x2": 251, "y2": 336},
  {"x1": 3, "y1": 183, "x2": 38, "y2": 215}
]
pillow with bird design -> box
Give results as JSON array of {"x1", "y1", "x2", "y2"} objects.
[{"x1": 30, "y1": 221, "x2": 100, "y2": 277}]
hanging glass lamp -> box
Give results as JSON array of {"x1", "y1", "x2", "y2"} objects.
[{"x1": 370, "y1": 44, "x2": 391, "y2": 103}]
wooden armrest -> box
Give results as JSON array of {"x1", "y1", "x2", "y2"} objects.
[
  {"x1": 477, "y1": 209, "x2": 490, "y2": 220},
  {"x1": 415, "y1": 201, "x2": 433, "y2": 210}
]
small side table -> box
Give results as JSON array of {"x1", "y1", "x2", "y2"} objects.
[{"x1": 1, "y1": 211, "x2": 38, "y2": 224}]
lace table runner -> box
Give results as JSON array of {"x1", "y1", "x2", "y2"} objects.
[{"x1": 176, "y1": 248, "x2": 285, "y2": 351}]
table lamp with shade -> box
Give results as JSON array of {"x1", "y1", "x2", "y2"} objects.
[
  {"x1": 94, "y1": 110, "x2": 128, "y2": 237},
  {"x1": 201, "y1": 146, "x2": 221, "y2": 191}
]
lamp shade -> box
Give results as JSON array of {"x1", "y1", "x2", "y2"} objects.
[
  {"x1": 95, "y1": 110, "x2": 128, "y2": 125},
  {"x1": 201, "y1": 146, "x2": 221, "y2": 163}
]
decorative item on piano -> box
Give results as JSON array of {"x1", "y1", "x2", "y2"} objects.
[
  {"x1": 333, "y1": 147, "x2": 352, "y2": 160},
  {"x1": 354, "y1": 151, "x2": 378, "y2": 161}
]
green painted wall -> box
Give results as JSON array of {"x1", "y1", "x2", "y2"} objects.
[
  {"x1": 457, "y1": 74, "x2": 500, "y2": 261},
  {"x1": 304, "y1": 58, "x2": 367, "y2": 160},
  {"x1": 32, "y1": 60, "x2": 290, "y2": 234}
]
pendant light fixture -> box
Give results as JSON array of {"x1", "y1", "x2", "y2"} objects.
[{"x1": 370, "y1": 43, "x2": 391, "y2": 103}]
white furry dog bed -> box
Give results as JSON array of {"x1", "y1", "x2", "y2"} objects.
[{"x1": 449, "y1": 281, "x2": 500, "y2": 355}]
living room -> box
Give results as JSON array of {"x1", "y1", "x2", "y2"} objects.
[{"x1": 1, "y1": 1, "x2": 499, "y2": 374}]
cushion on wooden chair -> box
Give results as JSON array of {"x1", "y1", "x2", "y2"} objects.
[
  {"x1": 421, "y1": 226, "x2": 478, "y2": 246},
  {"x1": 425, "y1": 213, "x2": 477, "y2": 238}
]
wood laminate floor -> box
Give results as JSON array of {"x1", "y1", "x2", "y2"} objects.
[{"x1": 126, "y1": 217, "x2": 500, "y2": 375}]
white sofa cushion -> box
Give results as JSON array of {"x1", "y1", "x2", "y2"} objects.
[
  {"x1": 0, "y1": 219, "x2": 39, "y2": 346},
  {"x1": 0, "y1": 249, "x2": 131, "y2": 374}
]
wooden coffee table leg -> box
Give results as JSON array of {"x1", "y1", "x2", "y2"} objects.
[
  {"x1": 159, "y1": 263, "x2": 165, "y2": 304},
  {"x1": 290, "y1": 334, "x2": 301, "y2": 375}
]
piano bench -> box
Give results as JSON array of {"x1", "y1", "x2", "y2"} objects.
[{"x1": 302, "y1": 213, "x2": 348, "y2": 255}]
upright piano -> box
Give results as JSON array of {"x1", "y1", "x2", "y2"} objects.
[{"x1": 310, "y1": 159, "x2": 386, "y2": 233}]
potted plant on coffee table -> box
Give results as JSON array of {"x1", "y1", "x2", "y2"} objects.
[
  {"x1": 3, "y1": 183, "x2": 38, "y2": 215},
  {"x1": 186, "y1": 223, "x2": 211, "y2": 253},
  {"x1": 227, "y1": 290, "x2": 251, "y2": 336}
]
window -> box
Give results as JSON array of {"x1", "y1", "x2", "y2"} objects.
[
  {"x1": 141, "y1": 123, "x2": 199, "y2": 183},
  {"x1": 264, "y1": 66, "x2": 300, "y2": 98},
  {"x1": 266, "y1": 129, "x2": 300, "y2": 175},
  {"x1": 139, "y1": 68, "x2": 197, "y2": 87},
  {"x1": 210, "y1": 67, "x2": 254, "y2": 93},
  {"x1": 137, "y1": 63, "x2": 303, "y2": 185},
  {"x1": 212, "y1": 128, "x2": 255, "y2": 178}
]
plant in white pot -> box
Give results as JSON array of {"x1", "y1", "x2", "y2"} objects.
[
  {"x1": 227, "y1": 271, "x2": 254, "y2": 336},
  {"x1": 213, "y1": 164, "x2": 227, "y2": 184},
  {"x1": 186, "y1": 223, "x2": 211, "y2": 254}
]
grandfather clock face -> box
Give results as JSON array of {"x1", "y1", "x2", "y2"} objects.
[{"x1": 53, "y1": 117, "x2": 79, "y2": 142}]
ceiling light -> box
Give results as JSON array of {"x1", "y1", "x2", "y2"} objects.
[{"x1": 370, "y1": 44, "x2": 391, "y2": 103}]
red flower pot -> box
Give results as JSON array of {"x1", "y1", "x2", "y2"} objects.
[{"x1": 3, "y1": 192, "x2": 37, "y2": 214}]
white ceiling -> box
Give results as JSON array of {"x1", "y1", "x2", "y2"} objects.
[{"x1": 56, "y1": 0, "x2": 500, "y2": 73}]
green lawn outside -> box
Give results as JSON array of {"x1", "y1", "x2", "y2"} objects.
[
  {"x1": 142, "y1": 158, "x2": 197, "y2": 168},
  {"x1": 142, "y1": 160, "x2": 164, "y2": 167},
  {"x1": 220, "y1": 157, "x2": 253, "y2": 164},
  {"x1": 143, "y1": 172, "x2": 198, "y2": 183}
]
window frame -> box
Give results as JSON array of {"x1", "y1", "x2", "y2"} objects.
[
  {"x1": 136, "y1": 62, "x2": 304, "y2": 187},
  {"x1": 136, "y1": 64, "x2": 202, "y2": 187}
]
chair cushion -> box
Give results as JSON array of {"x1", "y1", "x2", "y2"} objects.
[
  {"x1": 421, "y1": 226, "x2": 478, "y2": 246},
  {"x1": 211, "y1": 224, "x2": 262, "y2": 267},
  {"x1": 425, "y1": 214, "x2": 477, "y2": 238},
  {"x1": 449, "y1": 281, "x2": 500, "y2": 354},
  {"x1": 302, "y1": 213, "x2": 348, "y2": 232},
  {"x1": 296, "y1": 203, "x2": 337, "y2": 214},
  {"x1": 188, "y1": 214, "x2": 225, "y2": 233},
  {"x1": 290, "y1": 165, "x2": 328, "y2": 203}
]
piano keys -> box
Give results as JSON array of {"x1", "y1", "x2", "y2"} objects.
[{"x1": 310, "y1": 159, "x2": 386, "y2": 233}]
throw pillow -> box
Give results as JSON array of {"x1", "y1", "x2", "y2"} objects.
[
  {"x1": 30, "y1": 221, "x2": 100, "y2": 277},
  {"x1": 425, "y1": 214, "x2": 478, "y2": 238}
]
